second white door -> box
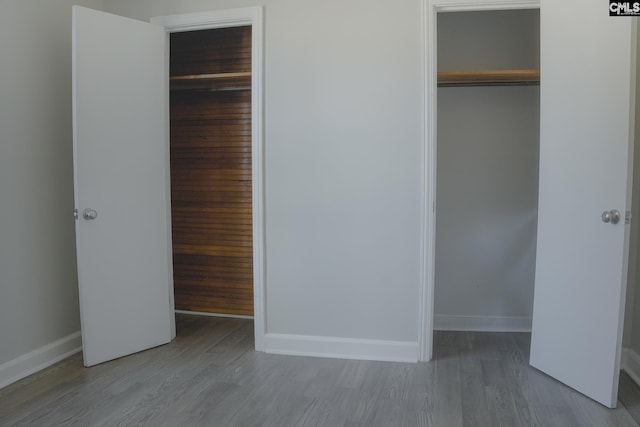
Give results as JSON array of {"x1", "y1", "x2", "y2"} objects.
[
  {"x1": 530, "y1": 0, "x2": 637, "y2": 408},
  {"x1": 73, "y1": 6, "x2": 173, "y2": 367}
]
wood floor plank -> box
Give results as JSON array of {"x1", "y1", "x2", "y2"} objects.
[
  {"x1": 458, "y1": 334, "x2": 493, "y2": 426},
  {"x1": 295, "y1": 393, "x2": 343, "y2": 427},
  {"x1": 3, "y1": 317, "x2": 640, "y2": 427},
  {"x1": 433, "y1": 342, "x2": 463, "y2": 426}
]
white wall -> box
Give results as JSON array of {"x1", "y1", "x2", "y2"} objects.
[
  {"x1": 434, "y1": 10, "x2": 540, "y2": 330},
  {"x1": 103, "y1": 0, "x2": 424, "y2": 344},
  {"x1": 437, "y1": 10, "x2": 539, "y2": 70},
  {"x1": 0, "y1": 0, "x2": 102, "y2": 369}
]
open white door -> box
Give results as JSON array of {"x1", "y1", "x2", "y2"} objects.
[
  {"x1": 72, "y1": 6, "x2": 173, "y2": 367},
  {"x1": 530, "y1": 1, "x2": 637, "y2": 408}
]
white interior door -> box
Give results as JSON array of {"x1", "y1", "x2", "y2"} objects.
[
  {"x1": 530, "y1": 1, "x2": 637, "y2": 408},
  {"x1": 72, "y1": 6, "x2": 173, "y2": 367}
]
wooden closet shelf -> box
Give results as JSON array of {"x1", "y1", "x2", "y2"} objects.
[
  {"x1": 438, "y1": 70, "x2": 540, "y2": 87},
  {"x1": 170, "y1": 72, "x2": 251, "y2": 91}
]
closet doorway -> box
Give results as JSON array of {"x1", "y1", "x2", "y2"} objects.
[
  {"x1": 433, "y1": 9, "x2": 540, "y2": 336},
  {"x1": 169, "y1": 26, "x2": 254, "y2": 318},
  {"x1": 152, "y1": 9, "x2": 266, "y2": 348},
  {"x1": 421, "y1": 0, "x2": 638, "y2": 408},
  {"x1": 72, "y1": 6, "x2": 265, "y2": 368}
]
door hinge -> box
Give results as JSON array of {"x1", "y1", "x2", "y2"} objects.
[
  {"x1": 626, "y1": 210, "x2": 632, "y2": 225},
  {"x1": 73, "y1": 209, "x2": 79, "y2": 220}
]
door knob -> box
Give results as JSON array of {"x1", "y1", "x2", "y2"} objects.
[
  {"x1": 82, "y1": 208, "x2": 98, "y2": 220},
  {"x1": 602, "y1": 209, "x2": 621, "y2": 224}
]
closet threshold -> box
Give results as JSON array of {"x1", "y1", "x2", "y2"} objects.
[
  {"x1": 170, "y1": 72, "x2": 251, "y2": 91},
  {"x1": 438, "y1": 69, "x2": 540, "y2": 87}
]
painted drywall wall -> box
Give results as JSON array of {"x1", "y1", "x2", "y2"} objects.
[
  {"x1": 434, "y1": 10, "x2": 540, "y2": 329},
  {"x1": 103, "y1": 0, "x2": 423, "y2": 342},
  {"x1": 0, "y1": 0, "x2": 103, "y2": 365},
  {"x1": 437, "y1": 10, "x2": 540, "y2": 71}
]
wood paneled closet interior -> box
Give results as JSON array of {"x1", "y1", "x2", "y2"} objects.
[{"x1": 169, "y1": 26, "x2": 254, "y2": 317}]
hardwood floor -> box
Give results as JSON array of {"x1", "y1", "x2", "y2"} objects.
[{"x1": 1, "y1": 314, "x2": 639, "y2": 426}]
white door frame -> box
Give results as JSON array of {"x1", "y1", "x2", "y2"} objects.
[
  {"x1": 418, "y1": 0, "x2": 540, "y2": 361},
  {"x1": 151, "y1": 7, "x2": 266, "y2": 351}
]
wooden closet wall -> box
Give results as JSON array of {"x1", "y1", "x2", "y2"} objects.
[{"x1": 170, "y1": 26, "x2": 253, "y2": 316}]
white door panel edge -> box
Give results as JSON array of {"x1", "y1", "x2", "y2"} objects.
[
  {"x1": 73, "y1": 6, "x2": 172, "y2": 366},
  {"x1": 151, "y1": 7, "x2": 266, "y2": 352}
]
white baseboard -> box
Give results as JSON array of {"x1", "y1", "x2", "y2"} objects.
[
  {"x1": 264, "y1": 333, "x2": 418, "y2": 363},
  {"x1": 622, "y1": 348, "x2": 640, "y2": 387},
  {"x1": 0, "y1": 331, "x2": 82, "y2": 390},
  {"x1": 175, "y1": 310, "x2": 253, "y2": 320},
  {"x1": 434, "y1": 315, "x2": 532, "y2": 332}
]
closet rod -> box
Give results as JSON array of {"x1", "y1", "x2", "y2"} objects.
[
  {"x1": 438, "y1": 69, "x2": 540, "y2": 87},
  {"x1": 170, "y1": 86, "x2": 251, "y2": 92},
  {"x1": 170, "y1": 71, "x2": 251, "y2": 81},
  {"x1": 170, "y1": 71, "x2": 251, "y2": 91}
]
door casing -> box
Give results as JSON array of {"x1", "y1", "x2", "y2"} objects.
[
  {"x1": 151, "y1": 8, "x2": 266, "y2": 350},
  {"x1": 419, "y1": 0, "x2": 541, "y2": 362}
]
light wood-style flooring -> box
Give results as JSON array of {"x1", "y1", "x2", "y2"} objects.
[{"x1": 1, "y1": 314, "x2": 640, "y2": 426}]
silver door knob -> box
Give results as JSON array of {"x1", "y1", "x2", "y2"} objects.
[
  {"x1": 602, "y1": 209, "x2": 621, "y2": 224},
  {"x1": 82, "y1": 208, "x2": 98, "y2": 220}
]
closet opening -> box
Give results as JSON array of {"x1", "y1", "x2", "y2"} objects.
[
  {"x1": 168, "y1": 26, "x2": 255, "y2": 335},
  {"x1": 432, "y1": 7, "x2": 640, "y2": 403},
  {"x1": 432, "y1": 8, "x2": 540, "y2": 351}
]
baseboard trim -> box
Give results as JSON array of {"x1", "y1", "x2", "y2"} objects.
[
  {"x1": 0, "y1": 331, "x2": 82, "y2": 390},
  {"x1": 622, "y1": 348, "x2": 640, "y2": 387},
  {"x1": 175, "y1": 310, "x2": 254, "y2": 320},
  {"x1": 264, "y1": 333, "x2": 418, "y2": 363},
  {"x1": 434, "y1": 315, "x2": 532, "y2": 332}
]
